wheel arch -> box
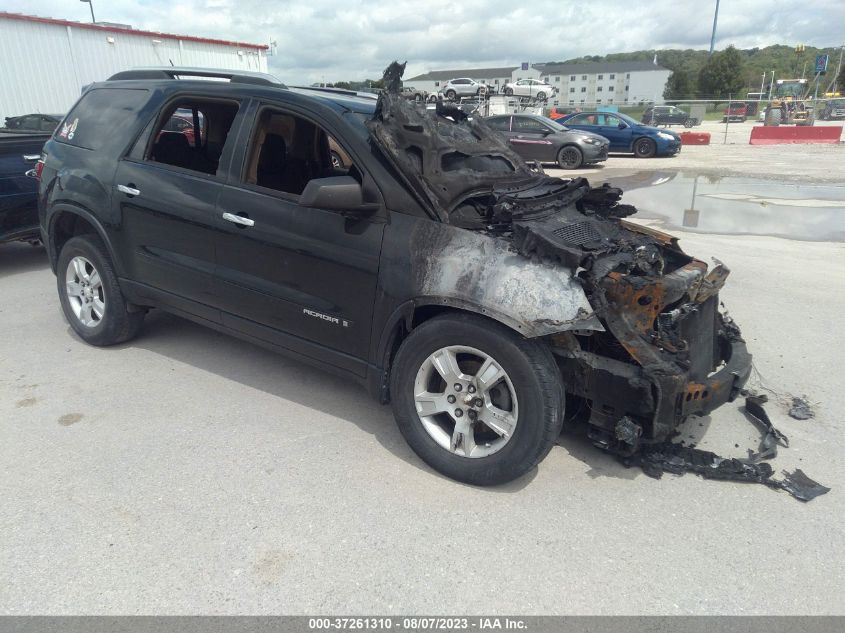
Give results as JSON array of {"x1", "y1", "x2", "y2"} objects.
[
  {"x1": 46, "y1": 204, "x2": 122, "y2": 276},
  {"x1": 632, "y1": 134, "x2": 657, "y2": 153},
  {"x1": 369, "y1": 295, "x2": 595, "y2": 404}
]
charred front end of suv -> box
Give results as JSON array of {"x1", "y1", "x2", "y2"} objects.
[
  {"x1": 369, "y1": 69, "x2": 752, "y2": 452},
  {"x1": 551, "y1": 237, "x2": 751, "y2": 453}
]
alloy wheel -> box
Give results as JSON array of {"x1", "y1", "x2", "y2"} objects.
[
  {"x1": 413, "y1": 345, "x2": 519, "y2": 458},
  {"x1": 65, "y1": 256, "x2": 105, "y2": 327}
]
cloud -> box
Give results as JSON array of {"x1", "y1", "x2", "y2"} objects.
[{"x1": 2, "y1": 0, "x2": 842, "y2": 83}]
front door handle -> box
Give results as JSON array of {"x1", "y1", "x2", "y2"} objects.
[
  {"x1": 117, "y1": 184, "x2": 140, "y2": 196},
  {"x1": 22, "y1": 154, "x2": 40, "y2": 162},
  {"x1": 222, "y1": 212, "x2": 255, "y2": 227}
]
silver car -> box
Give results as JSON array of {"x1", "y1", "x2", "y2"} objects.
[
  {"x1": 441, "y1": 78, "x2": 488, "y2": 100},
  {"x1": 502, "y1": 78, "x2": 555, "y2": 101}
]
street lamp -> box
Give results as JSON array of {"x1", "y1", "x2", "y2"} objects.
[{"x1": 79, "y1": 0, "x2": 96, "y2": 24}]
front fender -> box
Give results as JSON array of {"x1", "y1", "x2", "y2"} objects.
[{"x1": 409, "y1": 221, "x2": 603, "y2": 338}]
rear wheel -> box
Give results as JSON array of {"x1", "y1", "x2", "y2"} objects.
[
  {"x1": 57, "y1": 235, "x2": 144, "y2": 346},
  {"x1": 557, "y1": 145, "x2": 583, "y2": 169},
  {"x1": 390, "y1": 313, "x2": 564, "y2": 486},
  {"x1": 683, "y1": 119, "x2": 694, "y2": 128},
  {"x1": 445, "y1": 89, "x2": 456, "y2": 100},
  {"x1": 634, "y1": 137, "x2": 656, "y2": 158},
  {"x1": 536, "y1": 91, "x2": 547, "y2": 101}
]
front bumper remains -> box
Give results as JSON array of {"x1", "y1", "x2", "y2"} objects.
[{"x1": 553, "y1": 258, "x2": 752, "y2": 452}]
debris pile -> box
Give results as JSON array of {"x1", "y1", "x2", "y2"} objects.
[{"x1": 623, "y1": 396, "x2": 830, "y2": 502}]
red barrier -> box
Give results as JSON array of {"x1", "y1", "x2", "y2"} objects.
[
  {"x1": 749, "y1": 125, "x2": 842, "y2": 145},
  {"x1": 679, "y1": 131, "x2": 710, "y2": 145}
]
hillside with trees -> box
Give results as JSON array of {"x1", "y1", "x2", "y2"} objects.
[{"x1": 560, "y1": 44, "x2": 844, "y2": 99}]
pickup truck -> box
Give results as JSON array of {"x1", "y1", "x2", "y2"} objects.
[
  {"x1": 722, "y1": 103, "x2": 748, "y2": 122},
  {"x1": 37, "y1": 65, "x2": 751, "y2": 486},
  {"x1": 1, "y1": 131, "x2": 50, "y2": 245}
]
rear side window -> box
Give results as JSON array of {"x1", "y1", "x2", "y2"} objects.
[
  {"x1": 146, "y1": 99, "x2": 239, "y2": 177},
  {"x1": 56, "y1": 88, "x2": 149, "y2": 151}
]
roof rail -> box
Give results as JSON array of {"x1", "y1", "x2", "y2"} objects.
[
  {"x1": 107, "y1": 67, "x2": 286, "y2": 87},
  {"x1": 292, "y1": 85, "x2": 379, "y2": 100}
]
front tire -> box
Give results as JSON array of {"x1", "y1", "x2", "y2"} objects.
[
  {"x1": 57, "y1": 235, "x2": 144, "y2": 346},
  {"x1": 536, "y1": 91, "x2": 546, "y2": 101},
  {"x1": 634, "y1": 137, "x2": 657, "y2": 158},
  {"x1": 557, "y1": 145, "x2": 583, "y2": 169},
  {"x1": 445, "y1": 89, "x2": 456, "y2": 100},
  {"x1": 390, "y1": 313, "x2": 564, "y2": 486},
  {"x1": 683, "y1": 119, "x2": 694, "y2": 128}
]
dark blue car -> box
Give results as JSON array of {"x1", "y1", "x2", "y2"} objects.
[{"x1": 557, "y1": 111, "x2": 681, "y2": 158}]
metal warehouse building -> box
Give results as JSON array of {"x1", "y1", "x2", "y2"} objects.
[{"x1": 0, "y1": 11, "x2": 269, "y2": 122}]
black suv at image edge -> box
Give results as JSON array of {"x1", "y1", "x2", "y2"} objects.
[{"x1": 36, "y1": 67, "x2": 751, "y2": 486}]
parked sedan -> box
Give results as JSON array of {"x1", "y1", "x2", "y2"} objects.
[
  {"x1": 486, "y1": 114, "x2": 609, "y2": 169},
  {"x1": 502, "y1": 79, "x2": 555, "y2": 101},
  {"x1": 558, "y1": 111, "x2": 681, "y2": 158}
]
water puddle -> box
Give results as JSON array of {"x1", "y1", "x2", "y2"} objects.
[{"x1": 603, "y1": 172, "x2": 845, "y2": 242}]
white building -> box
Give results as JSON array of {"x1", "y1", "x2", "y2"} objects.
[
  {"x1": 533, "y1": 61, "x2": 671, "y2": 107},
  {"x1": 404, "y1": 66, "x2": 519, "y2": 96},
  {"x1": 407, "y1": 60, "x2": 671, "y2": 106},
  {"x1": 0, "y1": 11, "x2": 269, "y2": 122}
]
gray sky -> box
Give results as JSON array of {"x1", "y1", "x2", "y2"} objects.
[{"x1": 2, "y1": 0, "x2": 843, "y2": 83}]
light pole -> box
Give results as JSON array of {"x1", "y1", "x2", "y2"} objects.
[
  {"x1": 79, "y1": 0, "x2": 96, "y2": 24},
  {"x1": 708, "y1": 0, "x2": 720, "y2": 57}
]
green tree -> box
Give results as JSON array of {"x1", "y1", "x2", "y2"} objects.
[
  {"x1": 664, "y1": 69, "x2": 696, "y2": 99},
  {"x1": 698, "y1": 45, "x2": 746, "y2": 98}
]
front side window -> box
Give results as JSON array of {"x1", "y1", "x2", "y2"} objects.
[
  {"x1": 146, "y1": 99, "x2": 238, "y2": 176},
  {"x1": 242, "y1": 108, "x2": 359, "y2": 197}
]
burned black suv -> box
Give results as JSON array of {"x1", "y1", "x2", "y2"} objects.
[{"x1": 37, "y1": 65, "x2": 751, "y2": 486}]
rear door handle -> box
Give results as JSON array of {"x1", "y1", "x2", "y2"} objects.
[
  {"x1": 117, "y1": 184, "x2": 140, "y2": 196},
  {"x1": 222, "y1": 212, "x2": 254, "y2": 227}
]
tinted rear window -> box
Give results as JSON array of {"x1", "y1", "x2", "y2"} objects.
[{"x1": 55, "y1": 88, "x2": 149, "y2": 151}]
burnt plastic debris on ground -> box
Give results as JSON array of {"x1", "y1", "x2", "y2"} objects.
[
  {"x1": 622, "y1": 396, "x2": 829, "y2": 502},
  {"x1": 789, "y1": 396, "x2": 815, "y2": 420},
  {"x1": 743, "y1": 394, "x2": 789, "y2": 462}
]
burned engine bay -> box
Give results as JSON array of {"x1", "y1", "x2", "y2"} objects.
[{"x1": 366, "y1": 63, "x2": 828, "y2": 501}]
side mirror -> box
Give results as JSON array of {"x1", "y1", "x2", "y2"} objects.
[
  {"x1": 299, "y1": 176, "x2": 372, "y2": 213},
  {"x1": 618, "y1": 122, "x2": 627, "y2": 129}
]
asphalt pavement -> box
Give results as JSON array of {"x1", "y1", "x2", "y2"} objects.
[{"x1": 1, "y1": 203, "x2": 843, "y2": 614}]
